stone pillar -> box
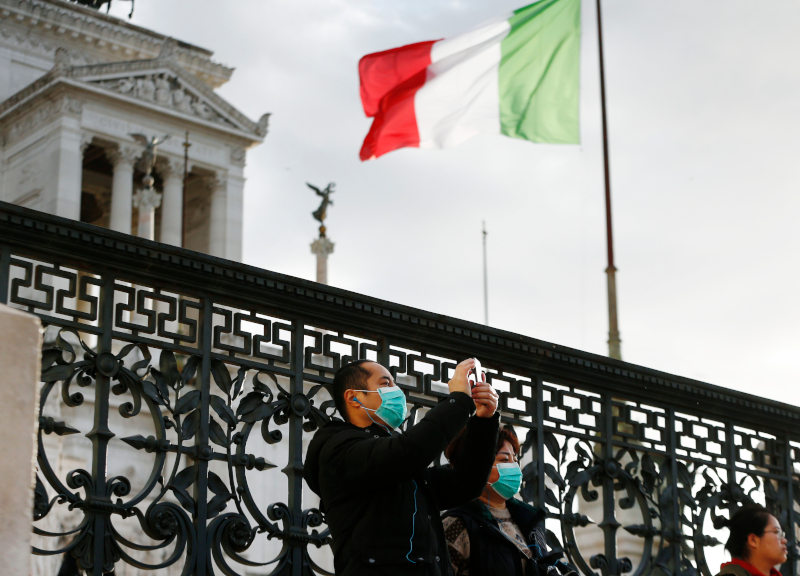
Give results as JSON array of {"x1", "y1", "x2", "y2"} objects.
[
  {"x1": 133, "y1": 186, "x2": 162, "y2": 241},
  {"x1": 311, "y1": 233, "x2": 334, "y2": 285},
  {"x1": 224, "y1": 169, "x2": 245, "y2": 262},
  {"x1": 224, "y1": 150, "x2": 247, "y2": 262},
  {"x1": 0, "y1": 304, "x2": 42, "y2": 575},
  {"x1": 205, "y1": 168, "x2": 244, "y2": 261},
  {"x1": 159, "y1": 159, "x2": 184, "y2": 247},
  {"x1": 40, "y1": 101, "x2": 84, "y2": 220},
  {"x1": 107, "y1": 146, "x2": 138, "y2": 234},
  {"x1": 208, "y1": 173, "x2": 228, "y2": 259}
]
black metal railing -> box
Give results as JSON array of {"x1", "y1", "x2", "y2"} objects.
[{"x1": 1, "y1": 201, "x2": 798, "y2": 576}]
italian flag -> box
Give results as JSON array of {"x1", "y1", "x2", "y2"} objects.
[{"x1": 359, "y1": 0, "x2": 581, "y2": 161}]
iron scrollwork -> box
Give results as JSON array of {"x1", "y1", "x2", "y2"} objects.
[
  {"x1": 33, "y1": 320, "x2": 334, "y2": 575},
  {"x1": 0, "y1": 203, "x2": 798, "y2": 576}
]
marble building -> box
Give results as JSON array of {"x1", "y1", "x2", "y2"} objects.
[
  {"x1": 0, "y1": 1, "x2": 278, "y2": 574},
  {"x1": 0, "y1": 0, "x2": 268, "y2": 258}
]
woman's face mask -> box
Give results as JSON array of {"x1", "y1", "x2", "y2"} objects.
[
  {"x1": 358, "y1": 386, "x2": 408, "y2": 429},
  {"x1": 489, "y1": 462, "x2": 522, "y2": 500}
]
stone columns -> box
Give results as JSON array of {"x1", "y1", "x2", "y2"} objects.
[
  {"x1": 159, "y1": 159, "x2": 184, "y2": 246},
  {"x1": 0, "y1": 304, "x2": 42, "y2": 575},
  {"x1": 311, "y1": 234, "x2": 334, "y2": 285},
  {"x1": 107, "y1": 146, "x2": 138, "y2": 234},
  {"x1": 208, "y1": 173, "x2": 228, "y2": 258}
]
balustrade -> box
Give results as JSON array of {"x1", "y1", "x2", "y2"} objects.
[{"x1": 0, "y1": 201, "x2": 797, "y2": 576}]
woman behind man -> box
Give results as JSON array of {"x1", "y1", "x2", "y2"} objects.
[
  {"x1": 442, "y1": 425, "x2": 575, "y2": 576},
  {"x1": 718, "y1": 505, "x2": 788, "y2": 576}
]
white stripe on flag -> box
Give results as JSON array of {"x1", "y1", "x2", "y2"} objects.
[{"x1": 415, "y1": 20, "x2": 511, "y2": 150}]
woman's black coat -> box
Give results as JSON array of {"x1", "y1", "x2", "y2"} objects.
[{"x1": 442, "y1": 498, "x2": 547, "y2": 576}]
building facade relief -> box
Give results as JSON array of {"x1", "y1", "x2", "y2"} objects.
[{"x1": 94, "y1": 72, "x2": 240, "y2": 129}]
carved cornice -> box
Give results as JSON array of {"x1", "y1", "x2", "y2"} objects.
[
  {"x1": 70, "y1": 59, "x2": 267, "y2": 136},
  {"x1": 1, "y1": 92, "x2": 82, "y2": 147},
  {"x1": 0, "y1": 59, "x2": 267, "y2": 143},
  {"x1": 0, "y1": 57, "x2": 267, "y2": 140},
  {"x1": 0, "y1": 20, "x2": 104, "y2": 67},
  {"x1": 0, "y1": 69, "x2": 60, "y2": 118},
  {"x1": 0, "y1": 0, "x2": 233, "y2": 88}
]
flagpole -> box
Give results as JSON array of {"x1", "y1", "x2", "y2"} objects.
[
  {"x1": 482, "y1": 221, "x2": 488, "y2": 325},
  {"x1": 181, "y1": 131, "x2": 191, "y2": 248},
  {"x1": 596, "y1": 0, "x2": 621, "y2": 360}
]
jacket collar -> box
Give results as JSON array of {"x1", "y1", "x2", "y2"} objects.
[
  {"x1": 457, "y1": 499, "x2": 545, "y2": 534},
  {"x1": 319, "y1": 418, "x2": 393, "y2": 436}
]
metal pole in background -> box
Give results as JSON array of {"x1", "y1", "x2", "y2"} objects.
[
  {"x1": 181, "y1": 131, "x2": 191, "y2": 248},
  {"x1": 596, "y1": 0, "x2": 622, "y2": 360},
  {"x1": 482, "y1": 220, "x2": 488, "y2": 325}
]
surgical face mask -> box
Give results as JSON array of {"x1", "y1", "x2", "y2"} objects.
[
  {"x1": 357, "y1": 386, "x2": 408, "y2": 429},
  {"x1": 489, "y1": 462, "x2": 522, "y2": 500}
]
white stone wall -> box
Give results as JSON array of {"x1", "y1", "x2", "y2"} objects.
[{"x1": 0, "y1": 45, "x2": 50, "y2": 102}]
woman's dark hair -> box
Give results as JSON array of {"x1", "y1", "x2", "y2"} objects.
[
  {"x1": 445, "y1": 424, "x2": 520, "y2": 467},
  {"x1": 725, "y1": 504, "x2": 772, "y2": 559},
  {"x1": 331, "y1": 360, "x2": 373, "y2": 422}
]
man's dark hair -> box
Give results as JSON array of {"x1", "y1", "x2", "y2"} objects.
[
  {"x1": 725, "y1": 504, "x2": 772, "y2": 559},
  {"x1": 445, "y1": 424, "x2": 519, "y2": 467},
  {"x1": 332, "y1": 360, "x2": 375, "y2": 422}
]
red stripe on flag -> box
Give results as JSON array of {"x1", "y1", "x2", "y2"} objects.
[{"x1": 358, "y1": 41, "x2": 436, "y2": 161}]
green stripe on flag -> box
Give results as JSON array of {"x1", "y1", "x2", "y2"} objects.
[{"x1": 499, "y1": 0, "x2": 581, "y2": 144}]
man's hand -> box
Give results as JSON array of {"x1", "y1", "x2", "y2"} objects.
[
  {"x1": 472, "y1": 378, "x2": 498, "y2": 418},
  {"x1": 448, "y1": 358, "x2": 475, "y2": 397}
]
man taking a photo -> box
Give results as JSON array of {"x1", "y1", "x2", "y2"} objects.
[{"x1": 305, "y1": 358, "x2": 500, "y2": 575}]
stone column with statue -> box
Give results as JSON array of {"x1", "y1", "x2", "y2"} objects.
[{"x1": 308, "y1": 182, "x2": 335, "y2": 285}]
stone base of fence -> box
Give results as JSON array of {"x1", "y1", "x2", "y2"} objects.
[{"x1": 0, "y1": 304, "x2": 42, "y2": 576}]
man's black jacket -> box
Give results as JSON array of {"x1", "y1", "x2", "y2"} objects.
[{"x1": 305, "y1": 391, "x2": 499, "y2": 576}]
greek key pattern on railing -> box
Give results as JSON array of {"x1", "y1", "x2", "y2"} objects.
[{"x1": 1, "y1": 202, "x2": 798, "y2": 576}]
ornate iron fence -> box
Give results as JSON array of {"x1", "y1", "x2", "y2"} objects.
[{"x1": 1, "y1": 201, "x2": 798, "y2": 576}]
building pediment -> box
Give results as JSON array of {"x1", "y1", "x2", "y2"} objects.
[
  {"x1": 76, "y1": 60, "x2": 268, "y2": 137},
  {"x1": 0, "y1": 52, "x2": 269, "y2": 142}
]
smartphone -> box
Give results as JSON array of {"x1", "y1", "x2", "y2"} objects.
[{"x1": 468, "y1": 358, "x2": 483, "y2": 387}]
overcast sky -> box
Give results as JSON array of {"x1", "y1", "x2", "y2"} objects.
[{"x1": 107, "y1": 0, "x2": 800, "y2": 406}]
